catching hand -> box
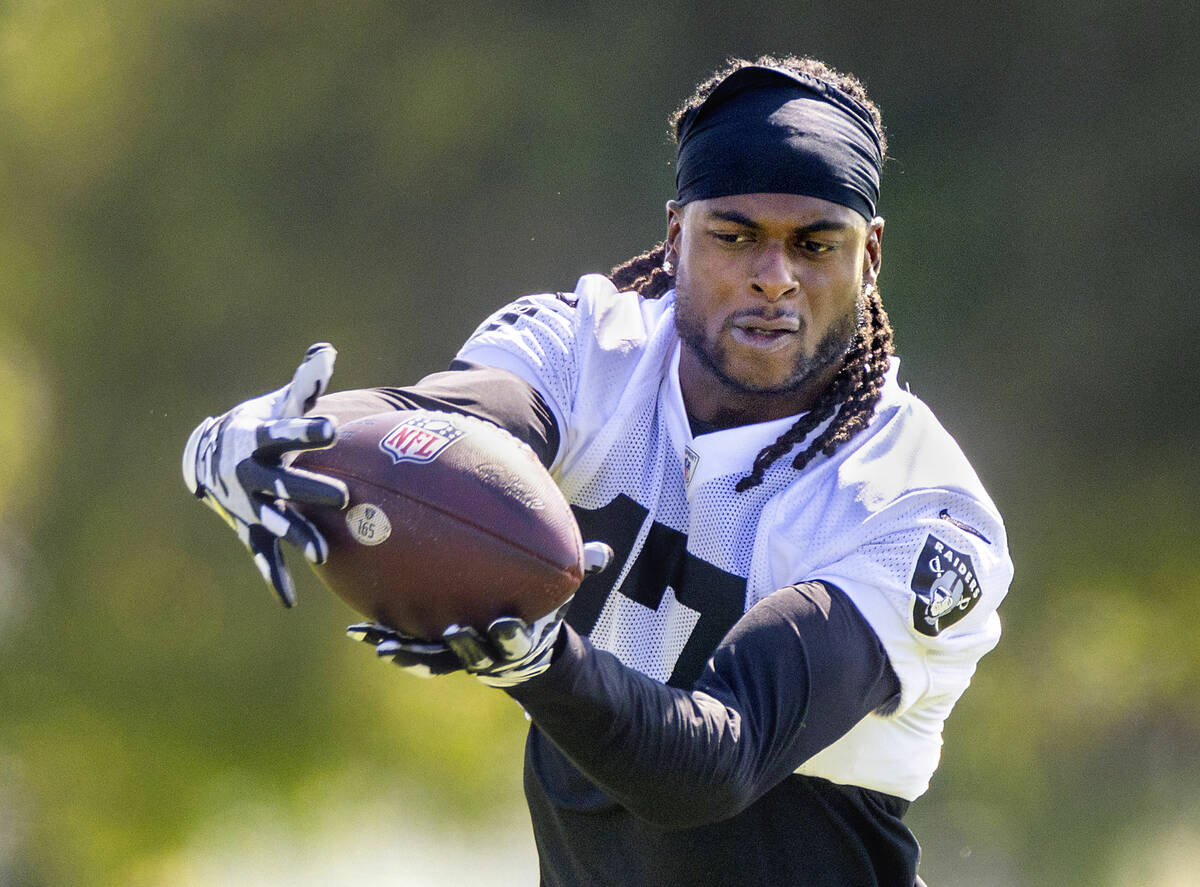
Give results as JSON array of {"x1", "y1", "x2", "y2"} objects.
[
  {"x1": 182, "y1": 343, "x2": 350, "y2": 606},
  {"x1": 348, "y1": 541, "x2": 614, "y2": 687}
]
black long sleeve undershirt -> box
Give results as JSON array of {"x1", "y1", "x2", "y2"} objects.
[{"x1": 509, "y1": 581, "x2": 900, "y2": 829}]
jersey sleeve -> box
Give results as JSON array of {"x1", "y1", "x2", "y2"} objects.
[
  {"x1": 455, "y1": 274, "x2": 662, "y2": 476},
  {"x1": 507, "y1": 581, "x2": 899, "y2": 829},
  {"x1": 808, "y1": 488, "x2": 1012, "y2": 717},
  {"x1": 454, "y1": 289, "x2": 586, "y2": 449}
]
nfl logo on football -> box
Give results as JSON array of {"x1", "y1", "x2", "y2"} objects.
[{"x1": 379, "y1": 415, "x2": 466, "y2": 464}]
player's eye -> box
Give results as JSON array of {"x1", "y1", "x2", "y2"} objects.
[
  {"x1": 798, "y1": 239, "x2": 835, "y2": 254},
  {"x1": 711, "y1": 230, "x2": 752, "y2": 244}
]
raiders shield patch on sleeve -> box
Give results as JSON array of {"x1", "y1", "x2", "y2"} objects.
[{"x1": 910, "y1": 535, "x2": 982, "y2": 637}]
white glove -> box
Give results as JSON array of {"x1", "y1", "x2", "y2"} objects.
[
  {"x1": 441, "y1": 604, "x2": 573, "y2": 688},
  {"x1": 182, "y1": 343, "x2": 349, "y2": 606}
]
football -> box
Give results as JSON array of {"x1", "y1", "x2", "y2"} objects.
[{"x1": 292, "y1": 409, "x2": 584, "y2": 639}]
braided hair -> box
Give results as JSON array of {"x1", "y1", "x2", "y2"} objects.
[{"x1": 608, "y1": 55, "x2": 895, "y2": 491}]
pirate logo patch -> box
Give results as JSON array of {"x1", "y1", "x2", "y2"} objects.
[{"x1": 910, "y1": 535, "x2": 982, "y2": 637}]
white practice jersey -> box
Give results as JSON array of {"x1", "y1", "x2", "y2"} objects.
[{"x1": 458, "y1": 273, "x2": 1013, "y2": 801}]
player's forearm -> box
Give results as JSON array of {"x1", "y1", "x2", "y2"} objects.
[
  {"x1": 510, "y1": 627, "x2": 763, "y2": 827},
  {"x1": 510, "y1": 583, "x2": 898, "y2": 828}
]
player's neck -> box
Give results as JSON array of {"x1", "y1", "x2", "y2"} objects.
[{"x1": 678, "y1": 347, "x2": 836, "y2": 429}]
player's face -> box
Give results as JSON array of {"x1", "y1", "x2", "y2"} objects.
[{"x1": 666, "y1": 192, "x2": 883, "y2": 426}]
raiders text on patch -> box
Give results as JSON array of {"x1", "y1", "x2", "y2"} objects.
[
  {"x1": 910, "y1": 535, "x2": 982, "y2": 637},
  {"x1": 379, "y1": 416, "x2": 466, "y2": 464}
]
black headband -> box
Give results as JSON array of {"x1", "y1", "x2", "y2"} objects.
[{"x1": 674, "y1": 65, "x2": 883, "y2": 220}]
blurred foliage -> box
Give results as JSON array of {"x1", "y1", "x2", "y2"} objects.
[{"x1": 1, "y1": 1, "x2": 1197, "y2": 885}]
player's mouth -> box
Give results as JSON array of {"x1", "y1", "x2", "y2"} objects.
[{"x1": 728, "y1": 314, "x2": 801, "y2": 351}]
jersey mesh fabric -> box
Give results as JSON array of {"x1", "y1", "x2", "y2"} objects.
[
  {"x1": 461, "y1": 293, "x2": 582, "y2": 443},
  {"x1": 458, "y1": 273, "x2": 1013, "y2": 801}
]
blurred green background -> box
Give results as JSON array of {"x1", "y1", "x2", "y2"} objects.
[{"x1": 1, "y1": 1, "x2": 1196, "y2": 884}]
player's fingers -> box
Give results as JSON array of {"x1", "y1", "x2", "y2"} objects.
[
  {"x1": 278, "y1": 502, "x2": 330, "y2": 564},
  {"x1": 376, "y1": 636, "x2": 449, "y2": 658},
  {"x1": 255, "y1": 416, "x2": 338, "y2": 460},
  {"x1": 246, "y1": 524, "x2": 296, "y2": 607},
  {"x1": 376, "y1": 638, "x2": 462, "y2": 677},
  {"x1": 444, "y1": 624, "x2": 497, "y2": 672},
  {"x1": 280, "y1": 465, "x2": 349, "y2": 508},
  {"x1": 236, "y1": 459, "x2": 349, "y2": 509},
  {"x1": 583, "y1": 541, "x2": 614, "y2": 575},
  {"x1": 486, "y1": 617, "x2": 535, "y2": 662},
  {"x1": 277, "y1": 343, "x2": 337, "y2": 418},
  {"x1": 346, "y1": 622, "x2": 402, "y2": 646},
  {"x1": 253, "y1": 498, "x2": 330, "y2": 564}
]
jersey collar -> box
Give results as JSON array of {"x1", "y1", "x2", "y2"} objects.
[{"x1": 662, "y1": 341, "x2": 821, "y2": 491}]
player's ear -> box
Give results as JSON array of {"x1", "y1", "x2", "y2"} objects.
[
  {"x1": 665, "y1": 200, "x2": 685, "y2": 269},
  {"x1": 863, "y1": 216, "x2": 884, "y2": 286}
]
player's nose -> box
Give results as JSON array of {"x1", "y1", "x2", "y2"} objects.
[{"x1": 749, "y1": 243, "x2": 798, "y2": 302}]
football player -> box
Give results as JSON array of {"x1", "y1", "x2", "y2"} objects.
[{"x1": 184, "y1": 55, "x2": 1012, "y2": 885}]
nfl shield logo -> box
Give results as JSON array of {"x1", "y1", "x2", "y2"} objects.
[
  {"x1": 379, "y1": 415, "x2": 466, "y2": 464},
  {"x1": 683, "y1": 446, "x2": 700, "y2": 487}
]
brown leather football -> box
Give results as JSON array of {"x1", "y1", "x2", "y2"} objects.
[{"x1": 292, "y1": 409, "x2": 584, "y2": 639}]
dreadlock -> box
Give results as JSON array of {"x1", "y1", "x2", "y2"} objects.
[{"x1": 607, "y1": 55, "x2": 895, "y2": 491}]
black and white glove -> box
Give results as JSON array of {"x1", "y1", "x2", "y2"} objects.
[
  {"x1": 182, "y1": 343, "x2": 350, "y2": 606},
  {"x1": 348, "y1": 542, "x2": 613, "y2": 687}
]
